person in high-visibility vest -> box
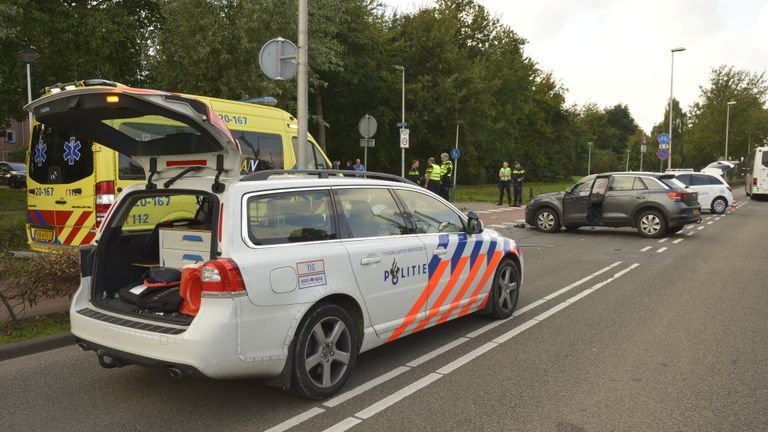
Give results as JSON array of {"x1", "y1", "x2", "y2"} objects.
[
  {"x1": 439, "y1": 152, "x2": 453, "y2": 201},
  {"x1": 406, "y1": 160, "x2": 422, "y2": 185},
  {"x1": 512, "y1": 161, "x2": 526, "y2": 206},
  {"x1": 424, "y1": 157, "x2": 443, "y2": 195},
  {"x1": 498, "y1": 161, "x2": 512, "y2": 206}
]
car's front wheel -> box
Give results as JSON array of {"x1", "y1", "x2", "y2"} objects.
[
  {"x1": 637, "y1": 210, "x2": 667, "y2": 238},
  {"x1": 534, "y1": 207, "x2": 560, "y2": 233},
  {"x1": 485, "y1": 258, "x2": 520, "y2": 319},
  {"x1": 291, "y1": 303, "x2": 358, "y2": 399},
  {"x1": 711, "y1": 197, "x2": 728, "y2": 214}
]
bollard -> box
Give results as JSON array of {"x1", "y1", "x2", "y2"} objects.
[{"x1": 528, "y1": 187, "x2": 533, "y2": 203}]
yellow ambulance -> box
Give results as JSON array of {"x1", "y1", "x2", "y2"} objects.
[{"x1": 26, "y1": 79, "x2": 331, "y2": 252}]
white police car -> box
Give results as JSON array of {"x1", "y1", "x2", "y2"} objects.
[
  {"x1": 26, "y1": 87, "x2": 523, "y2": 399},
  {"x1": 667, "y1": 170, "x2": 735, "y2": 214}
]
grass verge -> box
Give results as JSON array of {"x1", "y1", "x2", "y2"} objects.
[
  {"x1": 1, "y1": 312, "x2": 70, "y2": 345},
  {"x1": 0, "y1": 187, "x2": 26, "y2": 212},
  {"x1": 454, "y1": 177, "x2": 579, "y2": 203}
]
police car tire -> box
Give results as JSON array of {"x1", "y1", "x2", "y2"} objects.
[
  {"x1": 291, "y1": 303, "x2": 358, "y2": 400},
  {"x1": 711, "y1": 197, "x2": 727, "y2": 214},
  {"x1": 486, "y1": 258, "x2": 520, "y2": 319}
]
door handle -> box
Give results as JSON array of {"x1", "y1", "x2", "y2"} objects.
[
  {"x1": 55, "y1": 199, "x2": 67, "y2": 205},
  {"x1": 360, "y1": 257, "x2": 381, "y2": 265},
  {"x1": 433, "y1": 248, "x2": 447, "y2": 256},
  {"x1": 635, "y1": 195, "x2": 646, "y2": 199}
]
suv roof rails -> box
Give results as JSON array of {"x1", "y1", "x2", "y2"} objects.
[{"x1": 240, "y1": 169, "x2": 416, "y2": 184}]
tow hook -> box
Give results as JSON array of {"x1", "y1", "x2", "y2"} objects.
[{"x1": 97, "y1": 350, "x2": 127, "y2": 369}]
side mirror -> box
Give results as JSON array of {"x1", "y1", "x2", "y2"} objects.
[{"x1": 466, "y1": 211, "x2": 483, "y2": 234}]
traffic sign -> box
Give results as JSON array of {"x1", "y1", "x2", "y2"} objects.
[
  {"x1": 657, "y1": 133, "x2": 670, "y2": 146},
  {"x1": 396, "y1": 122, "x2": 408, "y2": 128},
  {"x1": 657, "y1": 148, "x2": 669, "y2": 160},
  {"x1": 360, "y1": 138, "x2": 375, "y2": 148},
  {"x1": 358, "y1": 114, "x2": 378, "y2": 138},
  {"x1": 399, "y1": 128, "x2": 409, "y2": 149},
  {"x1": 259, "y1": 37, "x2": 297, "y2": 80},
  {"x1": 640, "y1": 144, "x2": 647, "y2": 153},
  {"x1": 450, "y1": 148, "x2": 460, "y2": 159}
]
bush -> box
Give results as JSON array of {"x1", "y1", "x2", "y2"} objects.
[{"x1": 0, "y1": 249, "x2": 80, "y2": 329}]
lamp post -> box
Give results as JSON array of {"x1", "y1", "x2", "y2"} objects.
[
  {"x1": 296, "y1": 0, "x2": 308, "y2": 169},
  {"x1": 668, "y1": 47, "x2": 685, "y2": 170},
  {"x1": 725, "y1": 101, "x2": 736, "y2": 161},
  {"x1": 393, "y1": 65, "x2": 405, "y2": 177},
  {"x1": 16, "y1": 48, "x2": 40, "y2": 140},
  {"x1": 587, "y1": 141, "x2": 593, "y2": 175}
]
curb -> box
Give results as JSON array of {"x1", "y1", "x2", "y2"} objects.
[{"x1": 0, "y1": 331, "x2": 74, "y2": 362}]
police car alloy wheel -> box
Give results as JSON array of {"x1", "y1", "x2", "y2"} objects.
[
  {"x1": 637, "y1": 210, "x2": 666, "y2": 238},
  {"x1": 486, "y1": 258, "x2": 520, "y2": 319},
  {"x1": 711, "y1": 197, "x2": 727, "y2": 214},
  {"x1": 292, "y1": 303, "x2": 358, "y2": 399}
]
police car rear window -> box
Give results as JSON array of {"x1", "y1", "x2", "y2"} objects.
[
  {"x1": 246, "y1": 190, "x2": 336, "y2": 246},
  {"x1": 29, "y1": 124, "x2": 94, "y2": 184}
]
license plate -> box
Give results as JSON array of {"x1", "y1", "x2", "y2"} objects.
[
  {"x1": 31, "y1": 228, "x2": 55, "y2": 242},
  {"x1": 692, "y1": 208, "x2": 700, "y2": 216}
]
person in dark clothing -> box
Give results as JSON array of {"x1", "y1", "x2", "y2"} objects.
[
  {"x1": 512, "y1": 161, "x2": 526, "y2": 206},
  {"x1": 344, "y1": 160, "x2": 354, "y2": 170},
  {"x1": 406, "y1": 160, "x2": 422, "y2": 185},
  {"x1": 439, "y1": 152, "x2": 453, "y2": 201}
]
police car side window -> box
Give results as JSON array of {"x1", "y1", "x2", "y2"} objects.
[
  {"x1": 396, "y1": 189, "x2": 464, "y2": 234},
  {"x1": 247, "y1": 190, "x2": 336, "y2": 246},
  {"x1": 335, "y1": 188, "x2": 408, "y2": 238}
]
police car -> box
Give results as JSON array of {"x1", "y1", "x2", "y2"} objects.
[{"x1": 26, "y1": 87, "x2": 523, "y2": 399}]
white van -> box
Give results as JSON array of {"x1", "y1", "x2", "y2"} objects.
[{"x1": 745, "y1": 147, "x2": 768, "y2": 198}]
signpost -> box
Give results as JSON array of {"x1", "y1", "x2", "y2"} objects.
[
  {"x1": 640, "y1": 135, "x2": 647, "y2": 171},
  {"x1": 358, "y1": 114, "x2": 378, "y2": 175},
  {"x1": 399, "y1": 128, "x2": 409, "y2": 149}
]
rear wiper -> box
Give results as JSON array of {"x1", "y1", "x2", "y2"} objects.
[{"x1": 163, "y1": 166, "x2": 203, "y2": 188}]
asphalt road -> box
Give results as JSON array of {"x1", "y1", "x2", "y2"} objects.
[{"x1": 2, "y1": 191, "x2": 766, "y2": 432}]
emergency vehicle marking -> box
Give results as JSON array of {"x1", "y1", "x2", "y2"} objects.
[
  {"x1": 34, "y1": 142, "x2": 47, "y2": 166},
  {"x1": 386, "y1": 259, "x2": 450, "y2": 343},
  {"x1": 297, "y1": 259, "x2": 327, "y2": 289},
  {"x1": 384, "y1": 259, "x2": 428, "y2": 285},
  {"x1": 428, "y1": 234, "x2": 450, "y2": 277},
  {"x1": 460, "y1": 250, "x2": 504, "y2": 315},
  {"x1": 27, "y1": 209, "x2": 95, "y2": 245},
  {"x1": 412, "y1": 255, "x2": 469, "y2": 333},
  {"x1": 63, "y1": 137, "x2": 82, "y2": 165}
]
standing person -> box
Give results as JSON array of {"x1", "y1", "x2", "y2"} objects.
[
  {"x1": 344, "y1": 160, "x2": 354, "y2": 170},
  {"x1": 406, "y1": 160, "x2": 422, "y2": 185},
  {"x1": 424, "y1": 157, "x2": 442, "y2": 195},
  {"x1": 439, "y1": 152, "x2": 453, "y2": 201},
  {"x1": 332, "y1": 160, "x2": 341, "y2": 170},
  {"x1": 498, "y1": 161, "x2": 512, "y2": 206},
  {"x1": 512, "y1": 161, "x2": 526, "y2": 206},
  {"x1": 353, "y1": 158, "x2": 365, "y2": 173}
]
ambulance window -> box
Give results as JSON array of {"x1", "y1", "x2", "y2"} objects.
[
  {"x1": 29, "y1": 124, "x2": 94, "y2": 184},
  {"x1": 291, "y1": 137, "x2": 327, "y2": 170},
  {"x1": 118, "y1": 153, "x2": 145, "y2": 180},
  {"x1": 246, "y1": 190, "x2": 336, "y2": 245},
  {"x1": 233, "y1": 131, "x2": 283, "y2": 173}
]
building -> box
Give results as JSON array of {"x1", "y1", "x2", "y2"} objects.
[{"x1": 1, "y1": 118, "x2": 29, "y2": 162}]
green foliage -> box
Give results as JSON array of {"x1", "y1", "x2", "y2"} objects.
[{"x1": 1, "y1": 312, "x2": 70, "y2": 343}]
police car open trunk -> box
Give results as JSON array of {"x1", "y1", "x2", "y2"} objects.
[{"x1": 26, "y1": 87, "x2": 238, "y2": 324}]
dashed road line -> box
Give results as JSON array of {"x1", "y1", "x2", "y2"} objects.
[
  {"x1": 658, "y1": 238, "x2": 669, "y2": 243},
  {"x1": 323, "y1": 366, "x2": 412, "y2": 408},
  {"x1": 657, "y1": 247, "x2": 668, "y2": 253},
  {"x1": 686, "y1": 232, "x2": 694, "y2": 237},
  {"x1": 697, "y1": 226, "x2": 705, "y2": 230},
  {"x1": 641, "y1": 246, "x2": 652, "y2": 252},
  {"x1": 707, "y1": 221, "x2": 714, "y2": 225},
  {"x1": 672, "y1": 238, "x2": 684, "y2": 244},
  {"x1": 264, "y1": 407, "x2": 326, "y2": 432}
]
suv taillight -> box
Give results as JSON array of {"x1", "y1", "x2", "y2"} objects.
[
  {"x1": 666, "y1": 191, "x2": 688, "y2": 201},
  {"x1": 753, "y1": 178, "x2": 758, "y2": 186},
  {"x1": 95, "y1": 180, "x2": 115, "y2": 227},
  {"x1": 201, "y1": 259, "x2": 246, "y2": 293}
]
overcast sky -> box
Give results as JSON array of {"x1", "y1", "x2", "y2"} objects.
[{"x1": 381, "y1": 0, "x2": 768, "y2": 133}]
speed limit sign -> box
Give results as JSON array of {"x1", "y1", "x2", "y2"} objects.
[{"x1": 400, "y1": 128, "x2": 410, "y2": 149}]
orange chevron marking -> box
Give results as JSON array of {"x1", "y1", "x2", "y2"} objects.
[
  {"x1": 412, "y1": 256, "x2": 469, "y2": 334},
  {"x1": 458, "y1": 251, "x2": 503, "y2": 317},
  {"x1": 386, "y1": 260, "x2": 450, "y2": 343},
  {"x1": 435, "y1": 253, "x2": 487, "y2": 325}
]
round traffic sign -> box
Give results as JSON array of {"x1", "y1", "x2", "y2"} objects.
[
  {"x1": 657, "y1": 133, "x2": 670, "y2": 146},
  {"x1": 358, "y1": 114, "x2": 378, "y2": 138},
  {"x1": 450, "y1": 148, "x2": 460, "y2": 159},
  {"x1": 657, "y1": 148, "x2": 669, "y2": 160},
  {"x1": 259, "y1": 37, "x2": 297, "y2": 80}
]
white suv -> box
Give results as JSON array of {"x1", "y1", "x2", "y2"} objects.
[
  {"x1": 27, "y1": 87, "x2": 523, "y2": 399},
  {"x1": 668, "y1": 171, "x2": 734, "y2": 214}
]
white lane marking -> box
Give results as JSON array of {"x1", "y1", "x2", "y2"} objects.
[
  {"x1": 641, "y1": 246, "x2": 652, "y2": 252},
  {"x1": 322, "y1": 263, "x2": 641, "y2": 432},
  {"x1": 263, "y1": 407, "x2": 325, "y2": 432},
  {"x1": 405, "y1": 338, "x2": 470, "y2": 368},
  {"x1": 715, "y1": 217, "x2": 721, "y2": 221},
  {"x1": 697, "y1": 226, "x2": 705, "y2": 230},
  {"x1": 658, "y1": 238, "x2": 669, "y2": 243},
  {"x1": 686, "y1": 225, "x2": 694, "y2": 229},
  {"x1": 475, "y1": 211, "x2": 490, "y2": 214},
  {"x1": 435, "y1": 342, "x2": 498, "y2": 375},
  {"x1": 532, "y1": 301, "x2": 571, "y2": 321},
  {"x1": 657, "y1": 247, "x2": 668, "y2": 253},
  {"x1": 707, "y1": 221, "x2": 714, "y2": 225},
  {"x1": 705, "y1": 216, "x2": 712, "y2": 221},
  {"x1": 321, "y1": 417, "x2": 361, "y2": 432},
  {"x1": 686, "y1": 232, "x2": 694, "y2": 237},
  {"x1": 354, "y1": 373, "x2": 443, "y2": 419},
  {"x1": 323, "y1": 366, "x2": 412, "y2": 408},
  {"x1": 512, "y1": 298, "x2": 548, "y2": 317},
  {"x1": 565, "y1": 288, "x2": 595, "y2": 304},
  {"x1": 488, "y1": 224, "x2": 506, "y2": 228},
  {"x1": 672, "y1": 238, "x2": 684, "y2": 244}
]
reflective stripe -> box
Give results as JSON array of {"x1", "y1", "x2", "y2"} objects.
[
  {"x1": 458, "y1": 250, "x2": 503, "y2": 317},
  {"x1": 428, "y1": 164, "x2": 442, "y2": 181},
  {"x1": 386, "y1": 260, "x2": 450, "y2": 343},
  {"x1": 412, "y1": 256, "x2": 469, "y2": 333}
]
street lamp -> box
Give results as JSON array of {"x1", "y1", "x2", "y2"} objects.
[
  {"x1": 16, "y1": 48, "x2": 40, "y2": 138},
  {"x1": 668, "y1": 46, "x2": 685, "y2": 170},
  {"x1": 587, "y1": 141, "x2": 593, "y2": 175},
  {"x1": 725, "y1": 101, "x2": 736, "y2": 161},
  {"x1": 392, "y1": 65, "x2": 405, "y2": 177}
]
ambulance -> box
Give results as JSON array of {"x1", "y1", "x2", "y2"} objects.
[{"x1": 26, "y1": 79, "x2": 330, "y2": 252}]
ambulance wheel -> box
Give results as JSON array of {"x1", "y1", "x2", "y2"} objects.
[
  {"x1": 486, "y1": 258, "x2": 520, "y2": 319},
  {"x1": 291, "y1": 303, "x2": 358, "y2": 399}
]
